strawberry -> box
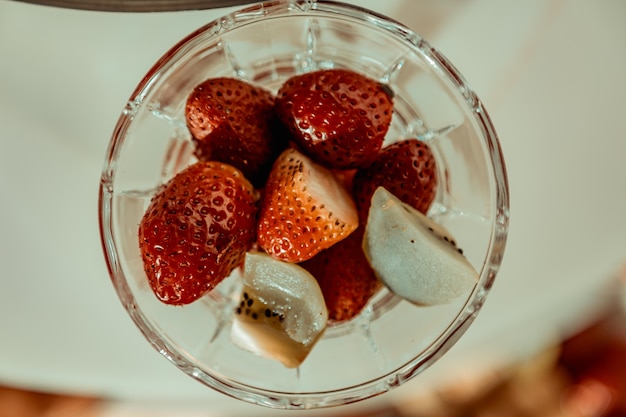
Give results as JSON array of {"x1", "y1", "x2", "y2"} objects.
[
  {"x1": 185, "y1": 77, "x2": 288, "y2": 187},
  {"x1": 301, "y1": 228, "x2": 380, "y2": 322},
  {"x1": 275, "y1": 69, "x2": 393, "y2": 169},
  {"x1": 353, "y1": 139, "x2": 438, "y2": 221},
  {"x1": 257, "y1": 147, "x2": 359, "y2": 263},
  {"x1": 138, "y1": 161, "x2": 258, "y2": 305},
  {"x1": 330, "y1": 168, "x2": 357, "y2": 193}
]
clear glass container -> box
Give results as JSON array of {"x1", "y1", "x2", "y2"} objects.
[{"x1": 99, "y1": 0, "x2": 509, "y2": 409}]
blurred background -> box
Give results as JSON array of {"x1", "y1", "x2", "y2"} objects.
[{"x1": 1, "y1": 0, "x2": 625, "y2": 415}]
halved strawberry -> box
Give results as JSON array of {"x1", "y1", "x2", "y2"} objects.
[
  {"x1": 353, "y1": 139, "x2": 438, "y2": 221},
  {"x1": 257, "y1": 147, "x2": 359, "y2": 263},
  {"x1": 330, "y1": 168, "x2": 357, "y2": 193},
  {"x1": 275, "y1": 69, "x2": 393, "y2": 169},
  {"x1": 138, "y1": 161, "x2": 258, "y2": 305},
  {"x1": 301, "y1": 228, "x2": 380, "y2": 322},
  {"x1": 185, "y1": 77, "x2": 288, "y2": 187}
]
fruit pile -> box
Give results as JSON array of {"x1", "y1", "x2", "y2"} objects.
[{"x1": 138, "y1": 69, "x2": 478, "y2": 367}]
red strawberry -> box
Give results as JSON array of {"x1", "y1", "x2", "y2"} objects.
[
  {"x1": 353, "y1": 139, "x2": 438, "y2": 221},
  {"x1": 185, "y1": 77, "x2": 288, "y2": 187},
  {"x1": 257, "y1": 147, "x2": 359, "y2": 263},
  {"x1": 139, "y1": 161, "x2": 258, "y2": 305},
  {"x1": 301, "y1": 228, "x2": 380, "y2": 322},
  {"x1": 275, "y1": 69, "x2": 393, "y2": 169}
]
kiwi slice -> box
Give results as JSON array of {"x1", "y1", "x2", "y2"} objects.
[
  {"x1": 363, "y1": 187, "x2": 478, "y2": 306},
  {"x1": 231, "y1": 251, "x2": 328, "y2": 368}
]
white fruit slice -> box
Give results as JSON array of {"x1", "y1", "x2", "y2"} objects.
[
  {"x1": 230, "y1": 251, "x2": 328, "y2": 368},
  {"x1": 363, "y1": 187, "x2": 479, "y2": 306}
]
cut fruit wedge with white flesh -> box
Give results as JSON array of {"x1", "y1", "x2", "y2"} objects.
[
  {"x1": 363, "y1": 187, "x2": 479, "y2": 306},
  {"x1": 230, "y1": 251, "x2": 328, "y2": 368}
]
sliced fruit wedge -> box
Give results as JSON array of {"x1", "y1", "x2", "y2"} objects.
[
  {"x1": 230, "y1": 251, "x2": 328, "y2": 368},
  {"x1": 257, "y1": 147, "x2": 359, "y2": 263},
  {"x1": 363, "y1": 187, "x2": 478, "y2": 306}
]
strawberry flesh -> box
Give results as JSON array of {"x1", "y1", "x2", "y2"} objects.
[
  {"x1": 185, "y1": 77, "x2": 288, "y2": 187},
  {"x1": 138, "y1": 161, "x2": 258, "y2": 305},
  {"x1": 275, "y1": 69, "x2": 393, "y2": 169},
  {"x1": 353, "y1": 139, "x2": 438, "y2": 221},
  {"x1": 257, "y1": 147, "x2": 359, "y2": 263}
]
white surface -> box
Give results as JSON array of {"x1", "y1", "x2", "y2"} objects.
[{"x1": 1, "y1": 0, "x2": 625, "y2": 414}]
